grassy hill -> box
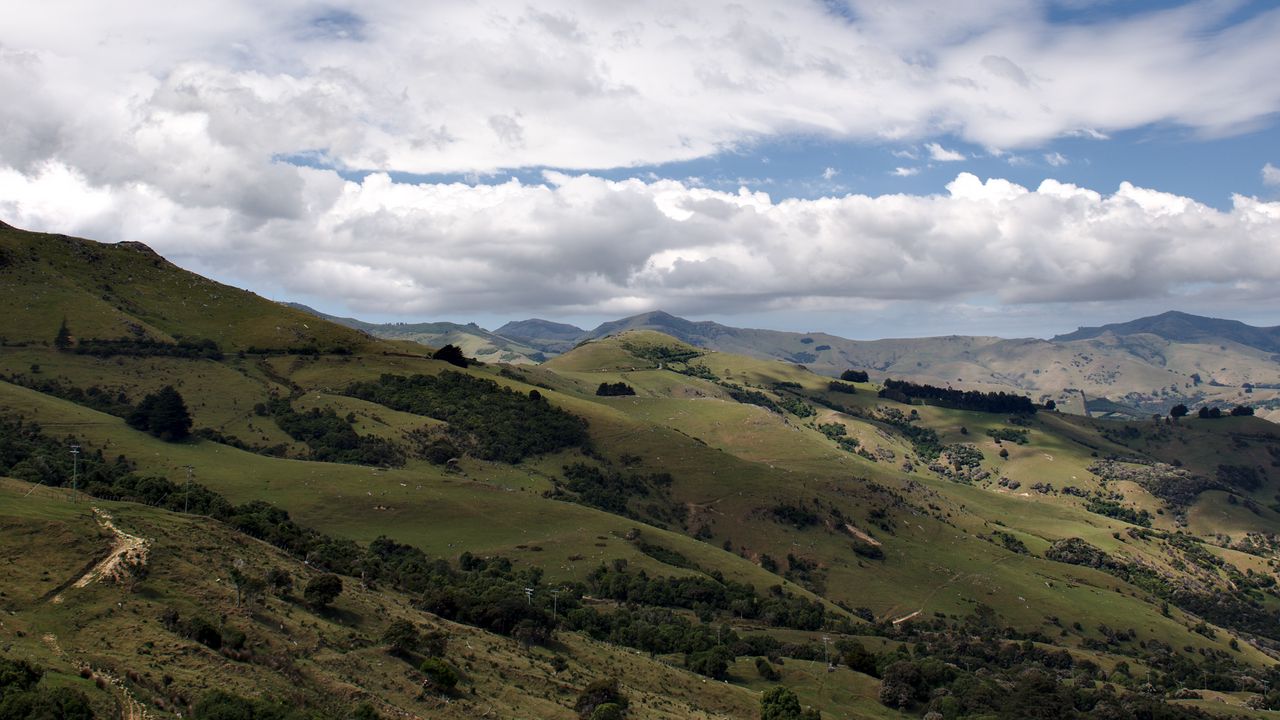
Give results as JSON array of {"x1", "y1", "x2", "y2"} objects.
[
  {"x1": 375, "y1": 306, "x2": 1280, "y2": 423},
  {"x1": 0, "y1": 224, "x2": 377, "y2": 353},
  {"x1": 4, "y1": 227, "x2": 1280, "y2": 719}
]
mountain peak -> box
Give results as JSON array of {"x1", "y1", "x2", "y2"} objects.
[{"x1": 1053, "y1": 311, "x2": 1280, "y2": 352}]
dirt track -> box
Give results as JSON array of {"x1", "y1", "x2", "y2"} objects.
[{"x1": 51, "y1": 508, "x2": 148, "y2": 604}]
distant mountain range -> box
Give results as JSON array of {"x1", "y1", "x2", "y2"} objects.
[
  {"x1": 1052, "y1": 310, "x2": 1280, "y2": 353},
  {"x1": 287, "y1": 305, "x2": 1280, "y2": 422}
]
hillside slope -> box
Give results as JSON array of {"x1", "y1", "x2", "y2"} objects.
[
  {"x1": 5, "y1": 229, "x2": 1280, "y2": 719},
  {"x1": 0, "y1": 224, "x2": 377, "y2": 353}
]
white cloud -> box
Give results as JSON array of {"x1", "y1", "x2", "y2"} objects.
[
  {"x1": 822, "y1": 167, "x2": 840, "y2": 180},
  {"x1": 1044, "y1": 152, "x2": 1069, "y2": 167},
  {"x1": 926, "y1": 143, "x2": 967, "y2": 162},
  {"x1": 1264, "y1": 163, "x2": 1280, "y2": 186},
  {"x1": 891, "y1": 167, "x2": 920, "y2": 177},
  {"x1": 5, "y1": 164, "x2": 1279, "y2": 318},
  {"x1": 2, "y1": 1, "x2": 1280, "y2": 176}
]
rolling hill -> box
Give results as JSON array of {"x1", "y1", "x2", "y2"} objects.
[
  {"x1": 5, "y1": 222, "x2": 1280, "y2": 719},
  {"x1": 341, "y1": 305, "x2": 1280, "y2": 423}
]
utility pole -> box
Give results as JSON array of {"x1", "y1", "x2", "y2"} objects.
[
  {"x1": 182, "y1": 465, "x2": 195, "y2": 513},
  {"x1": 551, "y1": 589, "x2": 560, "y2": 617},
  {"x1": 523, "y1": 587, "x2": 534, "y2": 606},
  {"x1": 69, "y1": 445, "x2": 80, "y2": 502},
  {"x1": 823, "y1": 635, "x2": 832, "y2": 670}
]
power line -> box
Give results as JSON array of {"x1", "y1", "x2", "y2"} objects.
[
  {"x1": 69, "y1": 444, "x2": 80, "y2": 503},
  {"x1": 182, "y1": 465, "x2": 195, "y2": 513}
]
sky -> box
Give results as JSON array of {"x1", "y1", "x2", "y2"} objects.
[{"x1": 2, "y1": 0, "x2": 1279, "y2": 339}]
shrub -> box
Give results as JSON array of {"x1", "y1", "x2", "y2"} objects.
[
  {"x1": 756, "y1": 656, "x2": 781, "y2": 680},
  {"x1": 382, "y1": 619, "x2": 420, "y2": 656},
  {"x1": 419, "y1": 658, "x2": 459, "y2": 691},
  {"x1": 303, "y1": 573, "x2": 343, "y2": 610},
  {"x1": 575, "y1": 679, "x2": 627, "y2": 719}
]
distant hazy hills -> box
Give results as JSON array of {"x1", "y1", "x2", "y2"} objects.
[{"x1": 296, "y1": 305, "x2": 1280, "y2": 422}]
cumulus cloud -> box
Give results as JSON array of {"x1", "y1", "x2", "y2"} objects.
[
  {"x1": 3, "y1": 1, "x2": 1280, "y2": 176},
  {"x1": 1265, "y1": 163, "x2": 1280, "y2": 186},
  {"x1": 4, "y1": 164, "x2": 1278, "y2": 317},
  {"x1": 822, "y1": 167, "x2": 840, "y2": 180},
  {"x1": 1044, "y1": 152, "x2": 1069, "y2": 167},
  {"x1": 891, "y1": 167, "x2": 920, "y2": 177},
  {"x1": 2, "y1": 2, "x2": 1280, "y2": 324},
  {"x1": 926, "y1": 143, "x2": 967, "y2": 162}
]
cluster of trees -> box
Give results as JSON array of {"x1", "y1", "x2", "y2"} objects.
[
  {"x1": 126, "y1": 386, "x2": 193, "y2": 441},
  {"x1": 553, "y1": 463, "x2": 685, "y2": 528},
  {"x1": 192, "y1": 689, "x2": 374, "y2": 720},
  {"x1": 72, "y1": 336, "x2": 223, "y2": 360},
  {"x1": 1171, "y1": 403, "x2": 1255, "y2": 418},
  {"x1": 880, "y1": 379, "x2": 1036, "y2": 414},
  {"x1": 1084, "y1": 497, "x2": 1153, "y2": 527},
  {"x1": 583, "y1": 563, "x2": 826, "y2": 630},
  {"x1": 839, "y1": 369, "x2": 870, "y2": 383},
  {"x1": 2, "y1": 373, "x2": 134, "y2": 417},
  {"x1": 264, "y1": 399, "x2": 404, "y2": 467},
  {"x1": 724, "y1": 385, "x2": 784, "y2": 413},
  {"x1": 875, "y1": 407, "x2": 943, "y2": 461},
  {"x1": 0, "y1": 658, "x2": 93, "y2": 720},
  {"x1": 986, "y1": 427, "x2": 1029, "y2": 444},
  {"x1": 345, "y1": 372, "x2": 589, "y2": 463},
  {"x1": 833, "y1": 609, "x2": 1227, "y2": 719},
  {"x1": 595, "y1": 382, "x2": 636, "y2": 397},
  {"x1": 827, "y1": 380, "x2": 857, "y2": 394}
]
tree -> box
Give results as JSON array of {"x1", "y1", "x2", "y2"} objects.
[
  {"x1": 761, "y1": 686, "x2": 819, "y2": 720},
  {"x1": 382, "y1": 619, "x2": 420, "y2": 657},
  {"x1": 54, "y1": 318, "x2": 72, "y2": 350},
  {"x1": 126, "y1": 386, "x2": 192, "y2": 441},
  {"x1": 419, "y1": 658, "x2": 458, "y2": 691},
  {"x1": 840, "y1": 369, "x2": 870, "y2": 383},
  {"x1": 841, "y1": 640, "x2": 879, "y2": 677},
  {"x1": 1169, "y1": 404, "x2": 1188, "y2": 419},
  {"x1": 303, "y1": 573, "x2": 343, "y2": 610},
  {"x1": 687, "y1": 646, "x2": 732, "y2": 679},
  {"x1": 1231, "y1": 405, "x2": 1255, "y2": 417},
  {"x1": 431, "y1": 344, "x2": 469, "y2": 368},
  {"x1": 265, "y1": 567, "x2": 293, "y2": 596},
  {"x1": 575, "y1": 679, "x2": 627, "y2": 720},
  {"x1": 596, "y1": 382, "x2": 636, "y2": 397}
]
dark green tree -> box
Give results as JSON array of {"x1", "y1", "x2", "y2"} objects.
[
  {"x1": 1170, "y1": 404, "x2": 1188, "y2": 418},
  {"x1": 761, "y1": 686, "x2": 818, "y2": 720},
  {"x1": 431, "y1": 344, "x2": 469, "y2": 368},
  {"x1": 418, "y1": 658, "x2": 458, "y2": 691},
  {"x1": 303, "y1": 573, "x2": 343, "y2": 610},
  {"x1": 841, "y1": 640, "x2": 879, "y2": 677},
  {"x1": 54, "y1": 318, "x2": 72, "y2": 350},
  {"x1": 126, "y1": 386, "x2": 192, "y2": 441},
  {"x1": 382, "y1": 619, "x2": 420, "y2": 657}
]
